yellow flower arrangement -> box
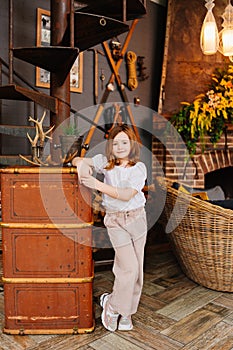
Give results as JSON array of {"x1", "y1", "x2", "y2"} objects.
[{"x1": 171, "y1": 65, "x2": 233, "y2": 155}]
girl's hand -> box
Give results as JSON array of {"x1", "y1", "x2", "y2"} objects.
[
  {"x1": 72, "y1": 157, "x2": 79, "y2": 167},
  {"x1": 81, "y1": 175, "x2": 138, "y2": 201},
  {"x1": 72, "y1": 157, "x2": 93, "y2": 183},
  {"x1": 80, "y1": 175, "x2": 98, "y2": 189}
]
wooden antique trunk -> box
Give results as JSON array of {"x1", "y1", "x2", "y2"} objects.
[{"x1": 0, "y1": 167, "x2": 94, "y2": 335}]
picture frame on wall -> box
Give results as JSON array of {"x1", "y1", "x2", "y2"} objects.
[{"x1": 36, "y1": 8, "x2": 83, "y2": 93}]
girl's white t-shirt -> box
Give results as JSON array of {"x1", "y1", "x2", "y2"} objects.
[{"x1": 92, "y1": 154, "x2": 147, "y2": 212}]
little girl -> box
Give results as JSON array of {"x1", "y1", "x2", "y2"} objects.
[{"x1": 72, "y1": 124, "x2": 147, "y2": 332}]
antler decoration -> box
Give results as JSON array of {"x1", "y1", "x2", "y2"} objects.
[
  {"x1": 20, "y1": 111, "x2": 80, "y2": 166},
  {"x1": 19, "y1": 111, "x2": 55, "y2": 166},
  {"x1": 28, "y1": 111, "x2": 55, "y2": 148}
]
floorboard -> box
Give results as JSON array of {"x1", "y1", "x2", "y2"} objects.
[{"x1": 0, "y1": 245, "x2": 233, "y2": 349}]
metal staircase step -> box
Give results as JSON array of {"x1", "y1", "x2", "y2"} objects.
[
  {"x1": 0, "y1": 124, "x2": 50, "y2": 138},
  {"x1": 75, "y1": 0, "x2": 146, "y2": 21},
  {"x1": 0, "y1": 85, "x2": 58, "y2": 113},
  {"x1": 0, "y1": 155, "x2": 32, "y2": 166},
  {"x1": 62, "y1": 13, "x2": 129, "y2": 51},
  {"x1": 13, "y1": 47, "x2": 79, "y2": 85}
]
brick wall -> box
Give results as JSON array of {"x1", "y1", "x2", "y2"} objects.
[{"x1": 152, "y1": 119, "x2": 233, "y2": 188}]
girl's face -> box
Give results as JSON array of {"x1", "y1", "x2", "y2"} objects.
[{"x1": 112, "y1": 131, "x2": 131, "y2": 160}]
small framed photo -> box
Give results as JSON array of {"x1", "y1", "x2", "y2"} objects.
[{"x1": 36, "y1": 8, "x2": 83, "y2": 93}]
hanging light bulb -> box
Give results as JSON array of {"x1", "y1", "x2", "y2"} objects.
[
  {"x1": 200, "y1": 0, "x2": 219, "y2": 55},
  {"x1": 218, "y1": 0, "x2": 233, "y2": 56}
]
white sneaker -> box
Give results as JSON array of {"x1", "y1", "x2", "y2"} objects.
[
  {"x1": 118, "y1": 316, "x2": 133, "y2": 331},
  {"x1": 100, "y1": 293, "x2": 109, "y2": 308},
  {"x1": 100, "y1": 293, "x2": 119, "y2": 332}
]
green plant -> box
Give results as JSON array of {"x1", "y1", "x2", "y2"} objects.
[
  {"x1": 171, "y1": 64, "x2": 233, "y2": 155},
  {"x1": 62, "y1": 124, "x2": 81, "y2": 136}
]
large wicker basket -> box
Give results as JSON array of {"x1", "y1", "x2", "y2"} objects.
[{"x1": 158, "y1": 177, "x2": 233, "y2": 292}]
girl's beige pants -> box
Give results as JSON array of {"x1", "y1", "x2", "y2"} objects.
[{"x1": 104, "y1": 207, "x2": 147, "y2": 316}]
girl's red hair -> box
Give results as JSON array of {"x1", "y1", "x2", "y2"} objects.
[{"x1": 105, "y1": 124, "x2": 140, "y2": 170}]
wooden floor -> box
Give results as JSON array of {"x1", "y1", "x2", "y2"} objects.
[{"x1": 1, "y1": 244, "x2": 233, "y2": 350}]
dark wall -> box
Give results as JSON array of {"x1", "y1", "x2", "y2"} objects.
[
  {"x1": 0, "y1": 0, "x2": 167, "y2": 157},
  {"x1": 161, "y1": 0, "x2": 228, "y2": 117}
]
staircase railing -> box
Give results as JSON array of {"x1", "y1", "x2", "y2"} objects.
[{"x1": 0, "y1": 57, "x2": 40, "y2": 92}]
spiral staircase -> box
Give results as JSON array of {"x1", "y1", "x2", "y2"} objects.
[{"x1": 0, "y1": 0, "x2": 146, "y2": 165}]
